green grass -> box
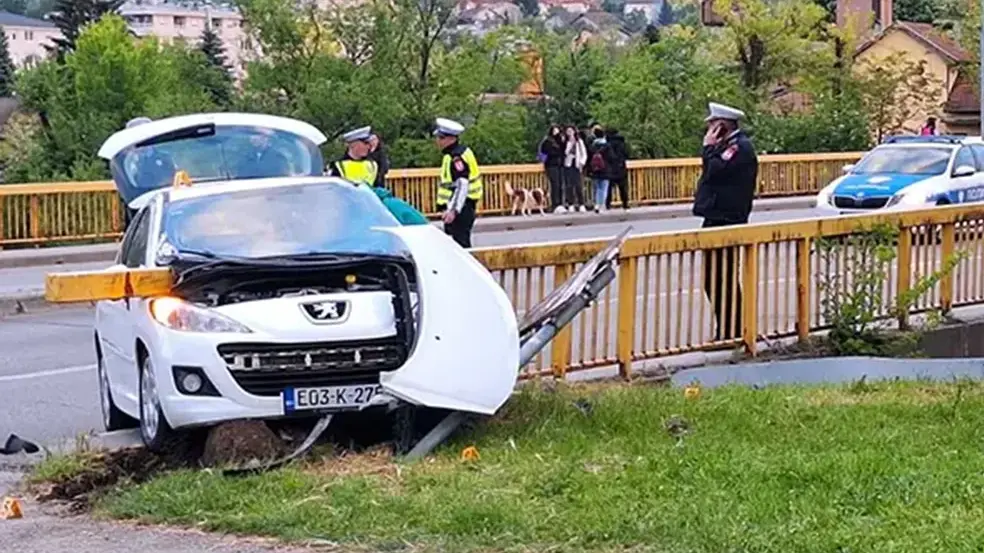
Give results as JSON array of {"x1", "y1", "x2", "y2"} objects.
[
  {"x1": 29, "y1": 449, "x2": 102, "y2": 484},
  {"x1": 101, "y1": 379, "x2": 984, "y2": 552}
]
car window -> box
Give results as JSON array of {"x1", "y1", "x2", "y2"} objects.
[
  {"x1": 953, "y1": 147, "x2": 976, "y2": 175},
  {"x1": 160, "y1": 182, "x2": 407, "y2": 260},
  {"x1": 122, "y1": 207, "x2": 152, "y2": 268},
  {"x1": 852, "y1": 146, "x2": 953, "y2": 175},
  {"x1": 970, "y1": 145, "x2": 984, "y2": 171}
]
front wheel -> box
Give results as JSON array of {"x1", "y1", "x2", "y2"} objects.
[
  {"x1": 97, "y1": 353, "x2": 137, "y2": 432},
  {"x1": 138, "y1": 354, "x2": 179, "y2": 452}
]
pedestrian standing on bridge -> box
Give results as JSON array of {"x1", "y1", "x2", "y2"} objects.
[
  {"x1": 692, "y1": 102, "x2": 759, "y2": 341},
  {"x1": 434, "y1": 117, "x2": 483, "y2": 248}
]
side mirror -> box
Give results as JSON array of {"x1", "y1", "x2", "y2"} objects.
[
  {"x1": 953, "y1": 165, "x2": 976, "y2": 178},
  {"x1": 841, "y1": 164, "x2": 855, "y2": 174}
]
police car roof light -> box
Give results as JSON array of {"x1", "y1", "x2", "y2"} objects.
[{"x1": 881, "y1": 135, "x2": 964, "y2": 145}]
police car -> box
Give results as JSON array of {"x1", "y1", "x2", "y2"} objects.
[{"x1": 815, "y1": 135, "x2": 984, "y2": 214}]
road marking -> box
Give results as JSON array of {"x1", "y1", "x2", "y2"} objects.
[{"x1": 0, "y1": 364, "x2": 96, "y2": 383}]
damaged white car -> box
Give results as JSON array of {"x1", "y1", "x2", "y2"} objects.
[{"x1": 81, "y1": 112, "x2": 625, "y2": 464}]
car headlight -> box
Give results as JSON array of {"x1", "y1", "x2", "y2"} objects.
[
  {"x1": 885, "y1": 190, "x2": 928, "y2": 208},
  {"x1": 149, "y1": 297, "x2": 252, "y2": 333},
  {"x1": 816, "y1": 183, "x2": 837, "y2": 207}
]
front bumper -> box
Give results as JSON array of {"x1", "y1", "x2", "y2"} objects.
[{"x1": 152, "y1": 332, "x2": 406, "y2": 429}]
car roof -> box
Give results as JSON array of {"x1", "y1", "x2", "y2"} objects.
[
  {"x1": 97, "y1": 112, "x2": 329, "y2": 160},
  {"x1": 879, "y1": 135, "x2": 984, "y2": 146},
  {"x1": 134, "y1": 176, "x2": 356, "y2": 212}
]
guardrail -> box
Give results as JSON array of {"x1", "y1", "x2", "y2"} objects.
[
  {"x1": 0, "y1": 152, "x2": 860, "y2": 247},
  {"x1": 471, "y1": 203, "x2": 984, "y2": 379}
]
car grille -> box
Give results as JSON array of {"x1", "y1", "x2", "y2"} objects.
[
  {"x1": 217, "y1": 338, "x2": 407, "y2": 397},
  {"x1": 833, "y1": 196, "x2": 890, "y2": 209}
]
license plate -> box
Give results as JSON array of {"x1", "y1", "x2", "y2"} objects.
[{"x1": 282, "y1": 384, "x2": 382, "y2": 413}]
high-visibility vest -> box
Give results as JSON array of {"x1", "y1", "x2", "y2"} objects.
[
  {"x1": 334, "y1": 159, "x2": 378, "y2": 187},
  {"x1": 437, "y1": 147, "x2": 483, "y2": 205}
]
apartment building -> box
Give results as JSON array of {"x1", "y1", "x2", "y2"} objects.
[
  {"x1": 120, "y1": 0, "x2": 249, "y2": 78},
  {"x1": 0, "y1": 11, "x2": 59, "y2": 68}
]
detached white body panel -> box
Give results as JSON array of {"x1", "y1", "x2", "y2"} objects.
[{"x1": 377, "y1": 225, "x2": 520, "y2": 415}]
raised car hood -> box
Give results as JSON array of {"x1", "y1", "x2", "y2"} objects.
[
  {"x1": 832, "y1": 173, "x2": 934, "y2": 197},
  {"x1": 375, "y1": 225, "x2": 520, "y2": 416}
]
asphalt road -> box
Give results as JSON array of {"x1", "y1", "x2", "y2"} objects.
[{"x1": 0, "y1": 206, "x2": 883, "y2": 449}]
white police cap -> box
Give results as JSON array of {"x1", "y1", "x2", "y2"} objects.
[
  {"x1": 704, "y1": 102, "x2": 745, "y2": 122},
  {"x1": 342, "y1": 126, "x2": 373, "y2": 143},
  {"x1": 433, "y1": 117, "x2": 465, "y2": 137},
  {"x1": 126, "y1": 116, "x2": 153, "y2": 129}
]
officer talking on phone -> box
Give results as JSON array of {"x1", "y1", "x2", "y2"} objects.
[{"x1": 692, "y1": 102, "x2": 759, "y2": 342}]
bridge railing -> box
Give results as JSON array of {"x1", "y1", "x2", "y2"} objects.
[
  {"x1": 470, "y1": 203, "x2": 984, "y2": 379},
  {"x1": 0, "y1": 152, "x2": 860, "y2": 247}
]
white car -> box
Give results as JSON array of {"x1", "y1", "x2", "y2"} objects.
[
  {"x1": 815, "y1": 135, "x2": 984, "y2": 215},
  {"x1": 92, "y1": 113, "x2": 534, "y2": 452}
]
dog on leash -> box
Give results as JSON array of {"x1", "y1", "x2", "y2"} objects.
[{"x1": 504, "y1": 181, "x2": 546, "y2": 216}]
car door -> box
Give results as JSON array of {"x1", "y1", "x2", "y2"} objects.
[
  {"x1": 950, "y1": 146, "x2": 983, "y2": 203},
  {"x1": 965, "y1": 145, "x2": 984, "y2": 204},
  {"x1": 99, "y1": 205, "x2": 154, "y2": 401}
]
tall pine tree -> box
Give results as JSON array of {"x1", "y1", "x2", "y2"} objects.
[
  {"x1": 0, "y1": 26, "x2": 14, "y2": 97},
  {"x1": 45, "y1": 0, "x2": 123, "y2": 60},
  {"x1": 656, "y1": 0, "x2": 675, "y2": 26},
  {"x1": 199, "y1": 22, "x2": 232, "y2": 107}
]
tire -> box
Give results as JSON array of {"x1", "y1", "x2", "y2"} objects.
[
  {"x1": 138, "y1": 352, "x2": 180, "y2": 452},
  {"x1": 96, "y1": 350, "x2": 138, "y2": 432}
]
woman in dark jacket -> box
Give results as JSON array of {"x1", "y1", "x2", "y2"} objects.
[
  {"x1": 604, "y1": 128, "x2": 630, "y2": 209},
  {"x1": 539, "y1": 125, "x2": 566, "y2": 212}
]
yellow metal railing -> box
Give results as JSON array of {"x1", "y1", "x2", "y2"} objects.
[
  {"x1": 0, "y1": 152, "x2": 860, "y2": 247},
  {"x1": 470, "y1": 203, "x2": 984, "y2": 379}
]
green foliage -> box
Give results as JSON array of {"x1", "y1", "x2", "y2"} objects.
[
  {"x1": 815, "y1": 223, "x2": 964, "y2": 357},
  {"x1": 0, "y1": 0, "x2": 934, "y2": 182},
  {"x1": 0, "y1": 0, "x2": 26, "y2": 15},
  {"x1": 45, "y1": 0, "x2": 123, "y2": 59},
  {"x1": 855, "y1": 51, "x2": 944, "y2": 140},
  {"x1": 0, "y1": 26, "x2": 14, "y2": 97}
]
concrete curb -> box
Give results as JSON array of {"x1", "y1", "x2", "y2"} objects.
[{"x1": 0, "y1": 196, "x2": 816, "y2": 270}]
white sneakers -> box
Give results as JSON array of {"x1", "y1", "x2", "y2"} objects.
[{"x1": 553, "y1": 205, "x2": 588, "y2": 214}]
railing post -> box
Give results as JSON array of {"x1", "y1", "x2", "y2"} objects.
[
  {"x1": 0, "y1": 197, "x2": 5, "y2": 250},
  {"x1": 616, "y1": 256, "x2": 638, "y2": 379},
  {"x1": 29, "y1": 195, "x2": 40, "y2": 243},
  {"x1": 796, "y1": 237, "x2": 811, "y2": 341},
  {"x1": 940, "y1": 222, "x2": 955, "y2": 313},
  {"x1": 897, "y1": 227, "x2": 913, "y2": 330},
  {"x1": 741, "y1": 243, "x2": 759, "y2": 356},
  {"x1": 551, "y1": 263, "x2": 573, "y2": 379}
]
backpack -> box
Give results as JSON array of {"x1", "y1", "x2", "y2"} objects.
[{"x1": 590, "y1": 149, "x2": 607, "y2": 173}]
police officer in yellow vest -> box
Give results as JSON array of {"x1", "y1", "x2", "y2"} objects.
[
  {"x1": 326, "y1": 126, "x2": 379, "y2": 187},
  {"x1": 433, "y1": 117, "x2": 482, "y2": 248}
]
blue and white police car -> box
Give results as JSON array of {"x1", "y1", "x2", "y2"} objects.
[{"x1": 815, "y1": 135, "x2": 984, "y2": 214}]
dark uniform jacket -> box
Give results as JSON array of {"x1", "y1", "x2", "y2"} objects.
[
  {"x1": 368, "y1": 142, "x2": 390, "y2": 188},
  {"x1": 692, "y1": 129, "x2": 758, "y2": 225}
]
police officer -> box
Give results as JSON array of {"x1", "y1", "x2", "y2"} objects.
[
  {"x1": 433, "y1": 117, "x2": 483, "y2": 248},
  {"x1": 692, "y1": 102, "x2": 759, "y2": 341},
  {"x1": 326, "y1": 126, "x2": 379, "y2": 187}
]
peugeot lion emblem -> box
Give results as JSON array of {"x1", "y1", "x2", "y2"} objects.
[{"x1": 300, "y1": 300, "x2": 350, "y2": 324}]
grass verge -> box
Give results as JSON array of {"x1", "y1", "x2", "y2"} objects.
[{"x1": 93, "y1": 379, "x2": 984, "y2": 552}]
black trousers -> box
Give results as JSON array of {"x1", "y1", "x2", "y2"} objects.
[
  {"x1": 562, "y1": 166, "x2": 585, "y2": 207},
  {"x1": 606, "y1": 176, "x2": 629, "y2": 209},
  {"x1": 440, "y1": 199, "x2": 477, "y2": 248},
  {"x1": 546, "y1": 165, "x2": 564, "y2": 208},
  {"x1": 701, "y1": 219, "x2": 743, "y2": 341}
]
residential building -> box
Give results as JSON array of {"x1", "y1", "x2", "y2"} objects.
[
  {"x1": 623, "y1": 0, "x2": 657, "y2": 24},
  {"x1": 0, "y1": 11, "x2": 59, "y2": 68},
  {"x1": 538, "y1": 0, "x2": 598, "y2": 15},
  {"x1": 120, "y1": 0, "x2": 249, "y2": 78},
  {"x1": 854, "y1": 20, "x2": 976, "y2": 134}
]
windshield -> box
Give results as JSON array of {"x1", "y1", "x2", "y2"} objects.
[
  {"x1": 159, "y1": 182, "x2": 407, "y2": 260},
  {"x1": 109, "y1": 124, "x2": 326, "y2": 205},
  {"x1": 852, "y1": 146, "x2": 953, "y2": 175}
]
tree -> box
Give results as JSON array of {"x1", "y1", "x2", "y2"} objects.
[
  {"x1": 45, "y1": 0, "x2": 123, "y2": 59},
  {"x1": 657, "y1": 0, "x2": 675, "y2": 26},
  {"x1": 855, "y1": 51, "x2": 944, "y2": 141},
  {"x1": 0, "y1": 0, "x2": 27, "y2": 15},
  {"x1": 513, "y1": 0, "x2": 539, "y2": 18},
  {"x1": 713, "y1": 0, "x2": 830, "y2": 93},
  {"x1": 602, "y1": 0, "x2": 625, "y2": 14},
  {"x1": 0, "y1": 26, "x2": 15, "y2": 97},
  {"x1": 893, "y1": 0, "x2": 939, "y2": 23},
  {"x1": 199, "y1": 23, "x2": 233, "y2": 106},
  {"x1": 623, "y1": 10, "x2": 648, "y2": 33}
]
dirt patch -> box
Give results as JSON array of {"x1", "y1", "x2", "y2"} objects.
[{"x1": 29, "y1": 447, "x2": 193, "y2": 513}]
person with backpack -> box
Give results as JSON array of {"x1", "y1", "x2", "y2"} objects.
[
  {"x1": 586, "y1": 125, "x2": 611, "y2": 212},
  {"x1": 538, "y1": 125, "x2": 567, "y2": 213}
]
